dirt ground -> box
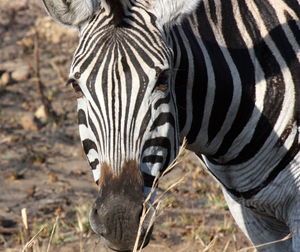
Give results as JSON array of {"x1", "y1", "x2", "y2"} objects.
[{"x1": 0, "y1": 1, "x2": 253, "y2": 251}]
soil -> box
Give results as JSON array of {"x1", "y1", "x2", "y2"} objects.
[{"x1": 0, "y1": 1, "x2": 253, "y2": 251}]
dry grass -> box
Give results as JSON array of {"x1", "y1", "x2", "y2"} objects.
[
  {"x1": 15, "y1": 203, "x2": 93, "y2": 252},
  {"x1": 133, "y1": 139, "x2": 188, "y2": 252},
  {"x1": 237, "y1": 233, "x2": 292, "y2": 252},
  {"x1": 4, "y1": 143, "x2": 258, "y2": 252},
  {"x1": 12, "y1": 145, "x2": 253, "y2": 252}
]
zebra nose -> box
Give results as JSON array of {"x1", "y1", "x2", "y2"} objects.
[
  {"x1": 89, "y1": 198, "x2": 147, "y2": 251},
  {"x1": 91, "y1": 203, "x2": 142, "y2": 234}
]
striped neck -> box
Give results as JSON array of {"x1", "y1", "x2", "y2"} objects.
[{"x1": 167, "y1": 0, "x2": 300, "y2": 192}]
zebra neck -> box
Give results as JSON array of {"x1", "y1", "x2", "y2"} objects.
[{"x1": 167, "y1": 0, "x2": 300, "y2": 193}]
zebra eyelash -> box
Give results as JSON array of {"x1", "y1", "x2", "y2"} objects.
[
  {"x1": 66, "y1": 78, "x2": 84, "y2": 98},
  {"x1": 154, "y1": 69, "x2": 170, "y2": 92}
]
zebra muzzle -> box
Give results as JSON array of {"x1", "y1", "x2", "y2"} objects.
[{"x1": 89, "y1": 195, "x2": 155, "y2": 251}]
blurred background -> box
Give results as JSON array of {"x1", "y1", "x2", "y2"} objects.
[{"x1": 0, "y1": 1, "x2": 252, "y2": 251}]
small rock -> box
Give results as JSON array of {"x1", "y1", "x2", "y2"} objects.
[
  {"x1": 48, "y1": 172, "x2": 58, "y2": 183},
  {"x1": 0, "y1": 0, "x2": 28, "y2": 10},
  {"x1": 11, "y1": 66, "x2": 30, "y2": 82},
  {"x1": 0, "y1": 9, "x2": 13, "y2": 26},
  {"x1": 17, "y1": 36, "x2": 34, "y2": 51},
  {"x1": 11, "y1": 0, "x2": 29, "y2": 11},
  {"x1": 21, "y1": 102, "x2": 31, "y2": 111},
  {"x1": 35, "y1": 105, "x2": 48, "y2": 120},
  {"x1": 0, "y1": 45, "x2": 21, "y2": 61},
  {"x1": 70, "y1": 169, "x2": 87, "y2": 176},
  {"x1": 6, "y1": 171, "x2": 24, "y2": 181},
  {"x1": 20, "y1": 113, "x2": 38, "y2": 131},
  {"x1": 0, "y1": 59, "x2": 25, "y2": 72},
  {"x1": 26, "y1": 186, "x2": 36, "y2": 199},
  {"x1": 0, "y1": 217, "x2": 18, "y2": 235},
  {"x1": 0, "y1": 72, "x2": 11, "y2": 86}
]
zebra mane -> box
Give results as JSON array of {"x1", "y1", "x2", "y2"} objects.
[{"x1": 105, "y1": 0, "x2": 126, "y2": 25}]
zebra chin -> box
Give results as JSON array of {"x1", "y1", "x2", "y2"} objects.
[{"x1": 89, "y1": 161, "x2": 155, "y2": 251}]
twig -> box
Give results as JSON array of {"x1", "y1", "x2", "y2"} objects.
[
  {"x1": 237, "y1": 233, "x2": 292, "y2": 252},
  {"x1": 33, "y1": 29, "x2": 57, "y2": 122},
  {"x1": 203, "y1": 235, "x2": 218, "y2": 252},
  {"x1": 46, "y1": 216, "x2": 59, "y2": 252},
  {"x1": 161, "y1": 207, "x2": 227, "y2": 215},
  {"x1": 223, "y1": 239, "x2": 231, "y2": 252},
  {"x1": 50, "y1": 57, "x2": 66, "y2": 84},
  {"x1": 21, "y1": 225, "x2": 46, "y2": 252},
  {"x1": 92, "y1": 239, "x2": 100, "y2": 252},
  {"x1": 21, "y1": 208, "x2": 32, "y2": 252},
  {"x1": 133, "y1": 139, "x2": 188, "y2": 252}
]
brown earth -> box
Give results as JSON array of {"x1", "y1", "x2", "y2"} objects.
[{"x1": 0, "y1": 1, "x2": 253, "y2": 251}]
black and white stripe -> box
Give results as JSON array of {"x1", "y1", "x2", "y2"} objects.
[
  {"x1": 70, "y1": 3, "x2": 179, "y2": 183},
  {"x1": 68, "y1": 0, "x2": 300, "y2": 201},
  {"x1": 44, "y1": 0, "x2": 300, "y2": 250},
  {"x1": 170, "y1": 0, "x2": 300, "y2": 197},
  {"x1": 165, "y1": 1, "x2": 299, "y2": 249}
]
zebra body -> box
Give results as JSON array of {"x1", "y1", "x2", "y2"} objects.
[
  {"x1": 42, "y1": 0, "x2": 300, "y2": 251},
  {"x1": 171, "y1": 2, "x2": 300, "y2": 250}
]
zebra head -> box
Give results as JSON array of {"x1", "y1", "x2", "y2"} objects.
[{"x1": 42, "y1": 0, "x2": 199, "y2": 250}]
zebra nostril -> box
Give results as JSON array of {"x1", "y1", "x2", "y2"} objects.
[{"x1": 100, "y1": 225, "x2": 108, "y2": 236}]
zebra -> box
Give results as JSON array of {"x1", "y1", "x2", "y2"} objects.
[{"x1": 41, "y1": 0, "x2": 300, "y2": 251}]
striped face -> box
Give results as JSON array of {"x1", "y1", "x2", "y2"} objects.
[{"x1": 69, "y1": 6, "x2": 179, "y2": 186}]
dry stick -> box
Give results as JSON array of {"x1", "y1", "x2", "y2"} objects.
[
  {"x1": 203, "y1": 235, "x2": 218, "y2": 252},
  {"x1": 21, "y1": 225, "x2": 46, "y2": 252},
  {"x1": 33, "y1": 29, "x2": 57, "y2": 122},
  {"x1": 21, "y1": 208, "x2": 32, "y2": 252},
  {"x1": 50, "y1": 58, "x2": 65, "y2": 85},
  {"x1": 237, "y1": 233, "x2": 293, "y2": 252},
  {"x1": 21, "y1": 208, "x2": 28, "y2": 231},
  {"x1": 145, "y1": 138, "x2": 187, "y2": 208},
  {"x1": 233, "y1": 234, "x2": 237, "y2": 251},
  {"x1": 137, "y1": 176, "x2": 186, "y2": 251},
  {"x1": 92, "y1": 239, "x2": 100, "y2": 252},
  {"x1": 133, "y1": 139, "x2": 188, "y2": 252},
  {"x1": 46, "y1": 216, "x2": 59, "y2": 252},
  {"x1": 223, "y1": 239, "x2": 231, "y2": 252},
  {"x1": 77, "y1": 212, "x2": 84, "y2": 252}
]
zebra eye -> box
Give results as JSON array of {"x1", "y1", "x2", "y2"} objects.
[
  {"x1": 155, "y1": 70, "x2": 169, "y2": 92},
  {"x1": 66, "y1": 78, "x2": 84, "y2": 98}
]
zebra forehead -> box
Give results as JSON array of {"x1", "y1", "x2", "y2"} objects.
[{"x1": 73, "y1": 25, "x2": 168, "y2": 73}]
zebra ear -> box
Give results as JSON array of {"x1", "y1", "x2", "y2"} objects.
[
  {"x1": 41, "y1": 0, "x2": 99, "y2": 28},
  {"x1": 152, "y1": 0, "x2": 201, "y2": 26}
]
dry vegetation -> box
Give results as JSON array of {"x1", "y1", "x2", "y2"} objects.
[{"x1": 1, "y1": 1, "x2": 253, "y2": 251}]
